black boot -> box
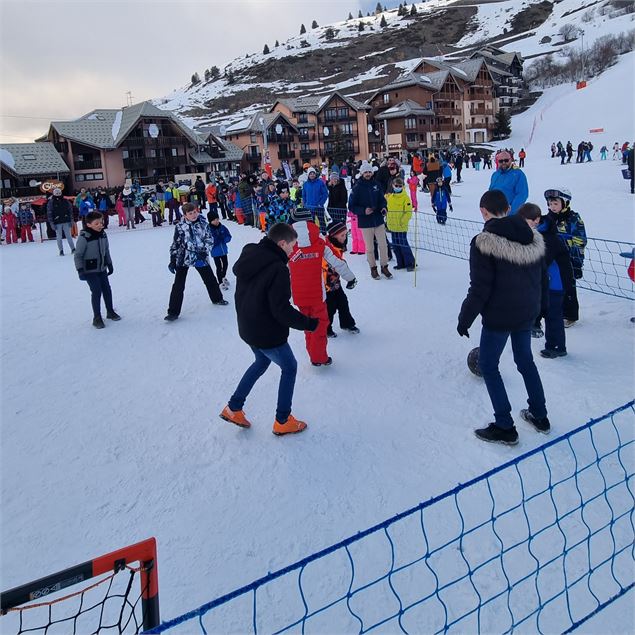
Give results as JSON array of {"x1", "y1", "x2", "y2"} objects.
[
  {"x1": 106, "y1": 311, "x2": 121, "y2": 321},
  {"x1": 92, "y1": 316, "x2": 105, "y2": 329},
  {"x1": 474, "y1": 423, "x2": 518, "y2": 445},
  {"x1": 520, "y1": 409, "x2": 551, "y2": 433}
]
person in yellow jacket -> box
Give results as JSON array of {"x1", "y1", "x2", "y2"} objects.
[{"x1": 385, "y1": 177, "x2": 416, "y2": 271}]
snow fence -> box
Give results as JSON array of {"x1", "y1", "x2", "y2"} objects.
[
  {"x1": 324, "y1": 208, "x2": 634, "y2": 301},
  {"x1": 145, "y1": 400, "x2": 634, "y2": 635}
]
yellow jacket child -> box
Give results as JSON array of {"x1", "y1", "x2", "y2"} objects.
[{"x1": 386, "y1": 187, "x2": 413, "y2": 233}]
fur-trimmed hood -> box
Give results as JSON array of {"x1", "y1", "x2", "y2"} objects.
[{"x1": 475, "y1": 215, "x2": 545, "y2": 266}]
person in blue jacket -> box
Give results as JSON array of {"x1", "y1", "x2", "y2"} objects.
[
  {"x1": 79, "y1": 192, "x2": 96, "y2": 227},
  {"x1": 209, "y1": 213, "x2": 232, "y2": 290},
  {"x1": 301, "y1": 167, "x2": 329, "y2": 233},
  {"x1": 489, "y1": 150, "x2": 529, "y2": 215},
  {"x1": 441, "y1": 160, "x2": 453, "y2": 194}
]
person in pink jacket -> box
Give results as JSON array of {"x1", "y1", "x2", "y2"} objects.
[
  {"x1": 115, "y1": 194, "x2": 126, "y2": 227},
  {"x1": 347, "y1": 209, "x2": 365, "y2": 255},
  {"x1": 407, "y1": 172, "x2": 420, "y2": 211},
  {"x1": 1, "y1": 207, "x2": 18, "y2": 244}
]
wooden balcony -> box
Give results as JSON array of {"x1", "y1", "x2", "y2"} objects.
[
  {"x1": 436, "y1": 107, "x2": 462, "y2": 116},
  {"x1": 433, "y1": 124, "x2": 463, "y2": 132},
  {"x1": 278, "y1": 150, "x2": 296, "y2": 160},
  {"x1": 73, "y1": 159, "x2": 102, "y2": 170},
  {"x1": 300, "y1": 148, "x2": 317, "y2": 158},
  {"x1": 469, "y1": 106, "x2": 494, "y2": 115}
]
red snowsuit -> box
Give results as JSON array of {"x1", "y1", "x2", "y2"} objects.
[
  {"x1": 1, "y1": 211, "x2": 18, "y2": 244},
  {"x1": 289, "y1": 221, "x2": 355, "y2": 364}
]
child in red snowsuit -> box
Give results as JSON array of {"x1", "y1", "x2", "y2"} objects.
[
  {"x1": 407, "y1": 172, "x2": 420, "y2": 211},
  {"x1": 288, "y1": 209, "x2": 356, "y2": 366},
  {"x1": 1, "y1": 207, "x2": 18, "y2": 244}
]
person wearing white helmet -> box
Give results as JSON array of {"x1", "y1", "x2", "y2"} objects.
[{"x1": 544, "y1": 187, "x2": 587, "y2": 327}]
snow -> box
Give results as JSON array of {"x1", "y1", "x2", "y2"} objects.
[
  {"x1": 225, "y1": 117, "x2": 252, "y2": 132},
  {"x1": 0, "y1": 147, "x2": 15, "y2": 169},
  {"x1": 111, "y1": 110, "x2": 122, "y2": 141},
  {"x1": 2, "y1": 7, "x2": 635, "y2": 634},
  {"x1": 2, "y1": 110, "x2": 634, "y2": 634}
]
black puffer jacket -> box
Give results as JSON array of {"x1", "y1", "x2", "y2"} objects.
[
  {"x1": 233, "y1": 237, "x2": 315, "y2": 349},
  {"x1": 47, "y1": 195, "x2": 73, "y2": 225},
  {"x1": 458, "y1": 214, "x2": 546, "y2": 332}
]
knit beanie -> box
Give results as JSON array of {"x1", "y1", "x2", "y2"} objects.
[
  {"x1": 327, "y1": 220, "x2": 346, "y2": 237},
  {"x1": 359, "y1": 161, "x2": 373, "y2": 174}
]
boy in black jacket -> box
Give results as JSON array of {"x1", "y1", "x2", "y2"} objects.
[
  {"x1": 457, "y1": 190, "x2": 550, "y2": 445},
  {"x1": 220, "y1": 223, "x2": 319, "y2": 436}
]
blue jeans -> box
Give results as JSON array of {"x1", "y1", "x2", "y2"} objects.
[
  {"x1": 545, "y1": 290, "x2": 566, "y2": 351},
  {"x1": 229, "y1": 343, "x2": 297, "y2": 423},
  {"x1": 390, "y1": 232, "x2": 415, "y2": 268},
  {"x1": 479, "y1": 326, "x2": 547, "y2": 429}
]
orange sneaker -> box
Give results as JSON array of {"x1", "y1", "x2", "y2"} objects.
[
  {"x1": 219, "y1": 406, "x2": 251, "y2": 429},
  {"x1": 273, "y1": 414, "x2": 307, "y2": 436}
]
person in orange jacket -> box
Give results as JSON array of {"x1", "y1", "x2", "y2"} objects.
[
  {"x1": 205, "y1": 180, "x2": 218, "y2": 217},
  {"x1": 288, "y1": 209, "x2": 356, "y2": 366}
]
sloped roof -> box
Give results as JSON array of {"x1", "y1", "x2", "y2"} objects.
[
  {"x1": 315, "y1": 91, "x2": 370, "y2": 112},
  {"x1": 470, "y1": 49, "x2": 523, "y2": 65},
  {"x1": 375, "y1": 99, "x2": 435, "y2": 121},
  {"x1": 48, "y1": 101, "x2": 201, "y2": 149},
  {"x1": 195, "y1": 129, "x2": 245, "y2": 162},
  {"x1": 274, "y1": 95, "x2": 323, "y2": 114},
  {"x1": 189, "y1": 150, "x2": 214, "y2": 164},
  {"x1": 375, "y1": 69, "x2": 450, "y2": 95},
  {"x1": 222, "y1": 111, "x2": 298, "y2": 134},
  {"x1": 417, "y1": 57, "x2": 488, "y2": 83},
  {"x1": 0, "y1": 142, "x2": 70, "y2": 176}
]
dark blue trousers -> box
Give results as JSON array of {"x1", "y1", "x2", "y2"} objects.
[
  {"x1": 545, "y1": 290, "x2": 566, "y2": 351},
  {"x1": 479, "y1": 326, "x2": 547, "y2": 429},
  {"x1": 85, "y1": 271, "x2": 113, "y2": 318},
  {"x1": 390, "y1": 232, "x2": 415, "y2": 268}
]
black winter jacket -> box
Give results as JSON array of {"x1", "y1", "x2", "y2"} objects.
[
  {"x1": 47, "y1": 195, "x2": 73, "y2": 225},
  {"x1": 538, "y1": 215, "x2": 574, "y2": 295},
  {"x1": 327, "y1": 179, "x2": 348, "y2": 210},
  {"x1": 458, "y1": 214, "x2": 546, "y2": 332},
  {"x1": 233, "y1": 237, "x2": 315, "y2": 349},
  {"x1": 348, "y1": 177, "x2": 387, "y2": 229}
]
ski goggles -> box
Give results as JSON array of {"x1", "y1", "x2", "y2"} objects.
[{"x1": 544, "y1": 190, "x2": 567, "y2": 200}]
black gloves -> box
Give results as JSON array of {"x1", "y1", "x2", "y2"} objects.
[
  {"x1": 449, "y1": 204, "x2": 454, "y2": 212},
  {"x1": 77, "y1": 270, "x2": 86, "y2": 281},
  {"x1": 457, "y1": 324, "x2": 470, "y2": 338},
  {"x1": 346, "y1": 278, "x2": 357, "y2": 290},
  {"x1": 306, "y1": 317, "x2": 320, "y2": 332},
  {"x1": 107, "y1": 263, "x2": 114, "y2": 276},
  {"x1": 168, "y1": 261, "x2": 176, "y2": 274}
]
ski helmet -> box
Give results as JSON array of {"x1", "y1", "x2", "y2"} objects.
[{"x1": 544, "y1": 187, "x2": 572, "y2": 206}]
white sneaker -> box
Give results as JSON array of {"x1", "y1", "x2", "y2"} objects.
[{"x1": 222, "y1": 278, "x2": 230, "y2": 290}]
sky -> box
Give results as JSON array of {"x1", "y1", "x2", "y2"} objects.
[{"x1": 0, "y1": 0, "x2": 395, "y2": 144}]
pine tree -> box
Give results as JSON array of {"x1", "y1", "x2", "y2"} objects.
[
  {"x1": 324, "y1": 27, "x2": 335, "y2": 41},
  {"x1": 263, "y1": 44, "x2": 270, "y2": 54},
  {"x1": 375, "y1": 1, "x2": 382, "y2": 13},
  {"x1": 275, "y1": 40, "x2": 279, "y2": 47},
  {"x1": 311, "y1": 19, "x2": 318, "y2": 28},
  {"x1": 358, "y1": 21, "x2": 364, "y2": 32},
  {"x1": 383, "y1": 4, "x2": 388, "y2": 10},
  {"x1": 358, "y1": 10, "x2": 363, "y2": 18},
  {"x1": 226, "y1": 70, "x2": 235, "y2": 85},
  {"x1": 204, "y1": 69, "x2": 210, "y2": 81},
  {"x1": 191, "y1": 72, "x2": 200, "y2": 85},
  {"x1": 380, "y1": 15, "x2": 387, "y2": 27},
  {"x1": 348, "y1": 12, "x2": 353, "y2": 20},
  {"x1": 300, "y1": 23, "x2": 306, "y2": 34},
  {"x1": 410, "y1": 4, "x2": 417, "y2": 15},
  {"x1": 494, "y1": 110, "x2": 511, "y2": 138},
  {"x1": 210, "y1": 66, "x2": 220, "y2": 80}
]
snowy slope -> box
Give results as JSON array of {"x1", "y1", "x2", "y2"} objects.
[
  {"x1": 155, "y1": 0, "x2": 635, "y2": 132},
  {"x1": 1, "y1": 147, "x2": 633, "y2": 632}
]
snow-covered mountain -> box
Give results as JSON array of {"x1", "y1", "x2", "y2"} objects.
[{"x1": 155, "y1": 0, "x2": 634, "y2": 131}]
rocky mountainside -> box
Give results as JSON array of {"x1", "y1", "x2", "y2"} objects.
[{"x1": 155, "y1": 0, "x2": 634, "y2": 131}]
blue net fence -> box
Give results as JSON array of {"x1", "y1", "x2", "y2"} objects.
[
  {"x1": 145, "y1": 401, "x2": 635, "y2": 635},
  {"x1": 324, "y1": 207, "x2": 635, "y2": 300}
]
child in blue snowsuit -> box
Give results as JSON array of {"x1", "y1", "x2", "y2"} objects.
[
  {"x1": 431, "y1": 177, "x2": 453, "y2": 224},
  {"x1": 209, "y1": 214, "x2": 232, "y2": 289}
]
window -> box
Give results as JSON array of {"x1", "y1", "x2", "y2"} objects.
[
  {"x1": 406, "y1": 133, "x2": 418, "y2": 143},
  {"x1": 250, "y1": 133, "x2": 257, "y2": 143},
  {"x1": 337, "y1": 107, "x2": 349, "y2": 119},
  {"x1": 298, "y1": 114, "x2": 308, "y2": 124},
  {"x1": 324, "y1": 108, "x2": 337, "y2": 121},
  {"x1": 405, "y1": 118, "x2": 417, "y2": 130},
  {"x1": 149, "y1": 149, "x2": 157, "y2": 157},
  {"x1": 122, "y1": 149, "x2": 129, "y2": 159},
  {"x1": 301, "y1": 143, "x2": 310, "y2": 152},
  {"x1": 340, "y1": 123, "x2": 353, "y2": 135},
  {"x1": 345, "y1": 140, "x2": 354, "y2": 151},
  {"x1": 76, "y1": 174, "x2": 85, "y2": 182},
  {"x1": 21, "y1": 154, "x2": 36, "y2": 161},
  {"x1": 171, "y1": 148, "x2": 177, "y2": 157},
  {"x1": 383, "y1": 94, "x2": 389, "y2": 104},
  {"x1": 299, "y1": 128, "x2": 309, "y2": 138},
  {"x1": 85, "y1": 173, "x2": 94, "y2": 181},
  {"x1": 94, "y1": 173, "x2": 104, "y2": 180}
]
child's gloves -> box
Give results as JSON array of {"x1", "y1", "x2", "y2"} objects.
[
  {"x1": 306, "y1": 317, "x2": 320, "y2": 332},
  {"x1": 449, "y1": 204, "x2": 453, "y2": 212},
  {"x1": 168, "y1": 261, "x2": 176, "y2": 274},
  {"x1": 457, "y1": 323, "x2": 470, "y2": 338},
  {"x1": 346, "y1": 278, "x2": 357, "y2": 290},
  {"x1": 107, "y1": 263, "x2": 114, "y2": 276},
  {"x1": 77, "y1": 269, "x2": 87, "y2": 281}
]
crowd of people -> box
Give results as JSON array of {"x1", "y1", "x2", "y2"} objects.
[{"x1": 41, "y1": 142, "x2": 597, "y2": 443}]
